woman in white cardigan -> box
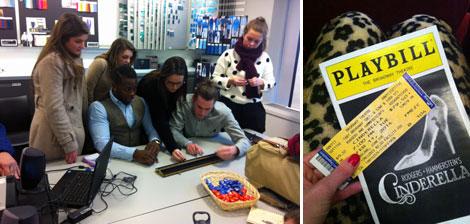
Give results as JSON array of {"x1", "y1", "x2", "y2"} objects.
[{"x1": 210, "y1": 17, "x2": 276, "y2": 133}]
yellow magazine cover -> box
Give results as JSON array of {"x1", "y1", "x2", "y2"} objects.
[{"x1": 313, "y1": 26, "x2": 470, "y2": 223}]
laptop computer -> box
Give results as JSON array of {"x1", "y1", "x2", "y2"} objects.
[{"x1": 52, "y1": 140, "x2": 112, "y2": 208}]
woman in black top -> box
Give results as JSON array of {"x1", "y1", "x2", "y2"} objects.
[{"x1": 137, "y1": 56, "x2": 188, "y2": 162}]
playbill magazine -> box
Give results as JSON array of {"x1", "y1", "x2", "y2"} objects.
[{"x1": 317, "y1": 26, "x2": 470, "y2": 223}]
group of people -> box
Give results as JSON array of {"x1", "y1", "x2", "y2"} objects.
[
  {"x1": 0, "y1": 10, "x2": 378, "y2": 224},
  {"x1": 2, "y1": 10, "x2": 467, "y2": 224},
  {"x1": 0, "y1": 11, "x2": 363, "y2": 224},
  {"x1": 2, "y1": 13, "x2": 274, "y2": 169}
]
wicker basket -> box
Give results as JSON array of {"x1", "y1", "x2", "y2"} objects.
[{"x1": 201, "y1": 170, "x2": 260, "y2": 211}]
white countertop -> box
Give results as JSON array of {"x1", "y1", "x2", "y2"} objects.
[
  {"x1": 113, "y1": 196, "x2": 284, "y2": 224},
  {"x1": 0, "y1": 47, "x2": 199, "y2": 78},
  {"x1": 0, "y1": 61, "x2": 195, "y2": 78},
  {"x1": 46, "y1": 133, "x2": 282, "y2": 223}
]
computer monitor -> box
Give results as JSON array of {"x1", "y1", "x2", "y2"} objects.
[{"x1": 0, "y1": 76, "x2": 34, "y2": 148}]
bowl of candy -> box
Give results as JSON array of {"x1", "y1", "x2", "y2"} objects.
[{"x1": 201, "y1": 170, "x2": 260, "y2": 211}]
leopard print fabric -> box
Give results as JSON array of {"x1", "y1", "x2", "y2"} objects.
[{"x1": 303, "y1": 12, "x2": 470, "y2": 224}]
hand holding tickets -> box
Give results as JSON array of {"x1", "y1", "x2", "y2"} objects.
[
  {"x1": 304, "y1": 148, "x2": 362, "y2": 224},
  {"x1": 310, "y1": 73, "x2": 435, "y2": 178}
]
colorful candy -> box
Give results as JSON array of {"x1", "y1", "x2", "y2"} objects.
[{"x1": 205, "y1": 178, "x2": 255, "y2": 202}]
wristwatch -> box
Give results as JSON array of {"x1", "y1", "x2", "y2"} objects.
[{"x1": 152, "y1": 139, "x2": 161, "y2": 146}]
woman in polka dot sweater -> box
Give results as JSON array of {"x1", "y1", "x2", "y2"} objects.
[{"x1": 210, "y1": 17, "x2": 276, "y2": 133}]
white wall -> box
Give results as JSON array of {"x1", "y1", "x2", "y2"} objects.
[
  {"x1": 0, "y1": 47, "x2": 200, "y2": 78},
  {"x1": 290, "y1": 51, "x2": 301, "y2": 109},
  {"x1": 0, "y1": 48, "x2": 107, "y2": 77},
  {"x1": 264, "y1": 104, "x2": 300, "y2": 138},
  {"x1": 97, "y1": 0, "x2": 119, "y2": 47},
  {"x1": 275, "y1": 0, "x2": 300, "y2": 109}
]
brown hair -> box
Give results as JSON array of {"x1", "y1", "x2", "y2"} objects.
[
  {"x1": 158, "y1": 56, "x2": 188, "y2": 103},
  {"x1": 193, "y1": 80, "x2": 219, "y2": 102},
  {"x1": 33, "y1": 13, "x2": 89, "y2": 76},
  {"x1": 98, "y1": 38, "x2": 136, "y2": 71},
  {"x1": 242, "y1": 17, "x2": 269, "y2": 50}
]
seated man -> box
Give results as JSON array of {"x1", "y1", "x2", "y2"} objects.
[
  {"x1": 170, "y1": 80, "x2": 251, "y2": 161},
  {"x1": 89, "y1": 65, "x2": 161, "y2": 165},
  {"x1": 0, "y1": 123, "x2": 19, "y2": 179}
]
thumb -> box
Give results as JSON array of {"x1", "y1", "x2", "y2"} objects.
[{"x1": 321, "y1": 154, "x2": 360, "y2": 189}]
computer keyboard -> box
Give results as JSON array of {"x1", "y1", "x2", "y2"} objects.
[{"x1": 60, "y1": 172, "x2": 92, "y2": 204}]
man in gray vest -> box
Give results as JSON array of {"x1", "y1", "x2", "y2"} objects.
[
  {"x1": 170, "y1": 80, "x2": 251, "y2": 161},
  {"x1": 89, "y1": 65, "x2": 161, "y2": 165}
]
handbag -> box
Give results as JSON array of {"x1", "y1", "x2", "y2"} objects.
[{"x1": 245, "y1": 139, "x2": 300, "y2": 206}]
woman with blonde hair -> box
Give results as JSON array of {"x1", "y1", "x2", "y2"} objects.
[
  {"x1": 211, "y1": 17, "x2": 276, "y2": 133},
  {"x1": 29, "y1": 13, "x2": 89, "y2": 163},
  {"x1": 86, "y1": 38, "x2": 136, "y2": 103}
]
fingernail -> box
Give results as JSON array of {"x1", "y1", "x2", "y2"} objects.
[{"x1": 347, "y1": 153, "x2": 360, "y2": 167}]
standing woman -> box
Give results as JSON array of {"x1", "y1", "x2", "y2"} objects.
[
  {"x1": 29, "y1": 13, "x2": 89, "y2": 163},
  {"x1": 86, "y1": 38, "x2": 136, "y2": 103},
  {"x1": 211, "y1": 17, "x2": 275, "y2": 133},
  {"x1": 137, "y1": 56, "x2": 188, "y2": 162}
]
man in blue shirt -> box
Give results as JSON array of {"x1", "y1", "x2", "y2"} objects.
[
  {"x1": 0, "y1": 123, "x2": 19, "y2": 178},
  {"x1": 89, "y1": 65, "x2": 161, "y2": 165}
]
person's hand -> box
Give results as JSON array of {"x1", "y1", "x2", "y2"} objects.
[
  {"x1": 171, "y1": 149, "x2": 186, "y2": 162},
  {"x1": 228, "y1": 76, "x2": 248, "y2": 86},
  {"x1": 145, "y1": 141, "x2": 160, "y2": 161},
  {"x1": 65, "y1": 150, "x2": 78, "y2": 164},
  {"x1": 133, "y1": 149, "x2": 156, "y2": 165},
  {"x1": 247, "y1": 77, "x2": 264, "y2": 87},
  {"x1": 216, "y1": 145, "x2": 238, "y2": 160},
  {"x1": 303, "y1": 148, "x2": 362, "y2": 224},
  {"x1": 0, "y1": 152, "x2": 20, "y2": 179},
  {"x1": 186, "y1": 143, "x2": 203, "y2": 156}
]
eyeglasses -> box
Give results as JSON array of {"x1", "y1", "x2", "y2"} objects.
[{"x1": 164, "y1": 80, "x2": 184, "y2": 88}]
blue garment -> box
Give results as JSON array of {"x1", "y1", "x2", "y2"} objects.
[
  {"x1": 0, "y1": 123, "x2": 14, "y2": 155},
  {"x1": 232, "y1": 17, "x2": 240, "y2": 34},
  {"x1": 88, "y1": 91, "x2": 159, "y2": 161}
]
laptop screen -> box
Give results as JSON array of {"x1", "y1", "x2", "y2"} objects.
[{"x1": 88, "y1": 140, "x2": 112, "y2": 203}]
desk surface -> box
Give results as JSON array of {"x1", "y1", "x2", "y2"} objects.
[
  {"x1": 113, "y1": 196, "x2": 284, "y2": 224},
  {"x1": 46, "y1": 133, "x2": 283, "y2": 223}
]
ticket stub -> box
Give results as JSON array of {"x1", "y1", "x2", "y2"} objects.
[{"x1": 310, "y1": 73, "x2": 435, "y2": 178}]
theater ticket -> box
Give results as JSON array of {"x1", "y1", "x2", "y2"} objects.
[{"x1": 310, "y1": 73, "x2": 435, "y2": 178}]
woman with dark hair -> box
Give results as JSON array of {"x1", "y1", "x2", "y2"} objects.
[
  {"x1": 211, "y1": 17, "x2": 276, "y2": 133},
  {"x1": 137, "y1": 56, "x2": 188, "y2": 162},
  {"x1": 86, "y1": 38, "x2": 137, "y2": 103},
  {"x1": 29, "y1": 13, "x2": 89, "y2": 163}
]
